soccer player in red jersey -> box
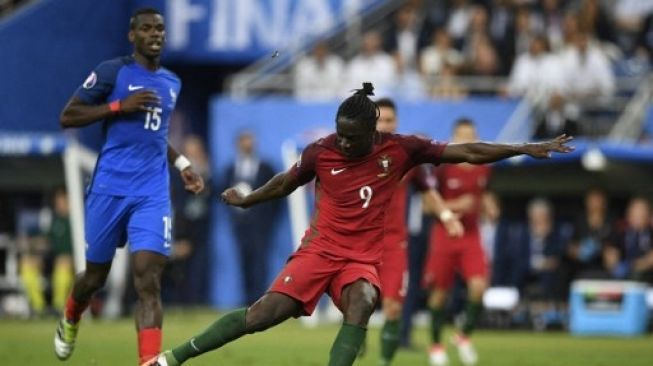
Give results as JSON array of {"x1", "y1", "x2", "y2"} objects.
[
  {"x1": 146, "y1": 83, "x2": 573, "y2": 366},
  {"x1": 424, "y1": 118, "x2": 492, "y2": 366},
  {"x1": 374, "y1": 98, "x2": 463, "y2": 366}
]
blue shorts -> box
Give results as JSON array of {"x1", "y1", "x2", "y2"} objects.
[{"x1": 85, "y1": 192, "x2": 172, "y2": 263}]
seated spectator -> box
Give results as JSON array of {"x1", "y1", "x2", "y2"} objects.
[
  {"x1": 532, "y1": 93, "x2": 579, "y2": 139},
  {"x1": 345, "y1": 31, "x2": 397, "y2": 97},
  {"x1": 384, "y1": 5, "x2": 423, "y2": 74},
  {"x1": 539, "y1": 0, "x2": 565, "y2": 52},
  {"x1": 578, "y1": 0, "x2": 615, "y2": 45},
  {"x1": 558, "y1": 31, "x2": 615, "y2": 103},
  {"x1": 480, "y1": 191, "x2": 513, "y2": 281},
  {"x1": 605, "y1": 197, "x2": 653, "y2": 284},
  {"x1": 561, "y1": 11, "x2": 581, "y2": 51},
  {"x1": 507, "y1": 35, "x2": 562, "y2": 98},
  {"x1": 419, "y1": 27, "x2": 464, "y2": 80},
  {"x1": 493, "y1": 198, "x2": 566, "y2": 320},
  {"x1": 464, "y1": 36, "x2": 501, "y2": 78},
  {"x1": 446, "y1": 0, "x2": 475, "y2": 47},
  {"x1": 461, "y1": 5, "x2": 491, "y2": 58},
  {"x1": 293, "y1": 42, "x2": 344, "y2": 101},
  {"x1": 565, "y1": 188, "x2": 614, "y2": 280},
  {"x1": 429, "y1": 62, "x2": 468, "y2": 100},
  {"x1": 511, "y1": 6, "x2": 542, "y2": 66}
]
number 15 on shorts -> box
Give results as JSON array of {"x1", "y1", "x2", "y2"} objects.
[{"x1": 162, "y1": 216, "x2": 172, "y2": 247}]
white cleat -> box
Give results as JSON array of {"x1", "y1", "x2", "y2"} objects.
[
  {"x1": 54, "y1": 319, "x2": 78, "y2": 360},
  {"x1": 452, "y1": 334, "x2": 478, "y2": 365},
  {"x1": 429, "y1": 345, "x2": 449, "y2": 366},
  {"x1": 141, "y1": 352, "x2": 172, "y2": 366}
]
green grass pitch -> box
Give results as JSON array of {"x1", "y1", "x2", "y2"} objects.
[{"x1": 2, "y1": 310, "x2": 651, "y2": 365}]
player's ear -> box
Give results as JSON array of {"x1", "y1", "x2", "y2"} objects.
[{"x1": 128, "y1": 30, "x2": 135, "y2": 43}]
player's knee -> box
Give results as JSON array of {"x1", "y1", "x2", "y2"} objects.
[
  {"x1": 428, "y1": 289, "x2": 448, "y2": 308},
  {"x1": 343, "y1": 281, "x2": 378, "y2": 325},
  {"x1": 383, "y1": 299, "x2": 402, "y2": 320},
  {"x1": 468, "y1": 277, "x2": 488, "y2": 301},
  {"x1": 133, "y1": 271, "x2": 161, "y2": 298},
  {"x1": 82, "y1": 272, "x2": 109, "y2": 292},
  {"x1": 245, "y1": 302, "x2": 280, "y2": 333}
]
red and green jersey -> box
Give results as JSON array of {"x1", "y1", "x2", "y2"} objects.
[
  {"x1": 288, "y1": 132, "x2": 447, "y2": 264},
  {"x1": 436, "y1": 164, "x2": 491, "y2": 230}
]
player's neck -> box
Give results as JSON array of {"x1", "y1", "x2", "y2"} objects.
[{"x1": 133, "y1": 53, "x2": 160, "y2": 71}]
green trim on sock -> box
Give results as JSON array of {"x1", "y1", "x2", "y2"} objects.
[
  {"x1": 462, "y1": 302, "x2": 483, "y2": 336},
  {"x1": 380, "y1": 319, "x2": 401, "y2": 364},
  {"x1": 430, "y1": 307, "x2": 446, "y2": 344},
  {"x1": 162, "y1": 350, "x2": 180, "y2": 366},
  {"x1": 328, "y1": 323, "x2": 367, "y2": 366},
  {"x1": 171, "y1": 308, "x2": 247, "y2": 364}
]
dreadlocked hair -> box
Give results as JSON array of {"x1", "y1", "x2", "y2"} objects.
[{"x1": 336, "y1": 82, "x2": 379, "y2": 130}]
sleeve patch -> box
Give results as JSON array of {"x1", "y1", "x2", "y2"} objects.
[{"x1": 82, "y1": 71, "x2": 97, "y2": 89}]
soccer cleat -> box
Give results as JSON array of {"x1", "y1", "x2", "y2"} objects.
[
  {"x1": 54, "y1": 318, "x2": 79, "y2": 360},
  {"x1": 141, "y1": 351, "x2": 179, "y2": 366},
  {"x1": 452, "y1": 333, "x2": 478, "y2": 365},
  {"x1": 428, "y1": 344, "x2": 449, "y2": 366}
]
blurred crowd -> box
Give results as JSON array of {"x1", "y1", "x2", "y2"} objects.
[{"x1": 294, "y1": 0, "x2": 653, "y2": 138}]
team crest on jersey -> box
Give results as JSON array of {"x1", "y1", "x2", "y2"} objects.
[
  {"x1": 377, "y1": 155, "x2": 392, "y2": 177},
  {"x1": 82, "y1": 71, "x2": 97, "y2": 89}
]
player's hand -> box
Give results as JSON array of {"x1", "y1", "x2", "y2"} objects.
[
  {"x1": 442, "y1": 214, "x2": 464, "y2": 238},
  {"x1": 221, "y1": 187, "x2": 249, "y2": 208},
  {"x1": 120, "y1": 91, "x2": 161, "y2": 113},
  {"x1": 523, "y1": 134, "x2": 574, "y2": 159},
  {"x1": 181, "y1": 167, "x2": 204, "y2": 194}
]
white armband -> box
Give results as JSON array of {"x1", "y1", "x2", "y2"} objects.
[
  {"x1": 439, "y1": 209, "x2": 454, "y2": 222},
  {"x1": 174, "y1": 155, "x2": 192, "y2": 171}
]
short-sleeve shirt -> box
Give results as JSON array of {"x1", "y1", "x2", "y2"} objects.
[
  {"x1": 74, "y1": 56, "x2": 181, "y2": 197},
  {"x1": 288, "y1": 132, "x2": 447, "y2": 264},
  {"x1": 436, "y1": 164, "x2": 491, "y2": 230},
  {"x1": 383, "y1": 165, "x2": 436, "y2": 249}
]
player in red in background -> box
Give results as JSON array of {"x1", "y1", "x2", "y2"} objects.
[
  {"x1": 146, "y1": 83, "x2": 573, "y2": 366},
  {"x1": 374, "y1": 98, "x2": 463, "y2": 366},
  {"x1": 424, "y1": 118, "x2": 492, "y2": 366}
]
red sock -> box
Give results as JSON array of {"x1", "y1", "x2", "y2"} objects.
[
  {"x1": 64, "y1": 295, "x2": 89, "y2": 324},
  {"x1": 138, "y1": 328, "x2": 162, "y2": 364}
]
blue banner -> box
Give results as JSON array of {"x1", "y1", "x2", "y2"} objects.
[{"x1": 133, "y1": 0, "x2": 384, "y2": 63}]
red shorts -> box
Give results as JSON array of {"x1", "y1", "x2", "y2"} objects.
[
  {"x1": 423, "y1": 224, "x2": 487, "y2": 290},
  {"x1": 379, "y1": 240, "x2": 408, "y2": 301},
  {"x1": 268, "y1": 248, "x2": 381, "y2": 316}
]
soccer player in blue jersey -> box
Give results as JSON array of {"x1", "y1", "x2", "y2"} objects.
[{"x1": 53, "y1": 8, "x2": 204, "y2": 365}]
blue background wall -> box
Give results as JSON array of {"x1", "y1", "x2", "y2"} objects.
[
  {"x1": 0, "y1": 0, "x2": 131, "y2": 132},
  {"x1": 208, "y1": 97, "x2": 519, "y2": 308}
]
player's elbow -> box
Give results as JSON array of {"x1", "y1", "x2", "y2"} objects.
[
  {"x1": 465, "y1": 153, "x2": 487, "y2": 164},
  {"x1": 59, "y1": 110, "x2": 74, "y2": 128}
]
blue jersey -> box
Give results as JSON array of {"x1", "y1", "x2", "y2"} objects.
[{"x1": 75, "y1": 56, "x2": 181, "y2": 197}]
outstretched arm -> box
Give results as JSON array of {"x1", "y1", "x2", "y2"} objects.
[
  {"x1": 440, "y1": 134, "x2": 574, "y2": 164},
  {"x1": 221, "y1": 171, "x2": 300, "y2": 209}
]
